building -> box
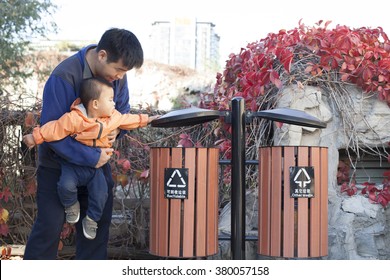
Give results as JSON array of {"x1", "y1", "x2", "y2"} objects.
[{"x1": 149, "y1": 17, "x2": 220, "y2": 72}]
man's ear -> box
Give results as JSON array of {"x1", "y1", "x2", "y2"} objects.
[{"x1": 98, "y1": 50, "x2": 107, "y2": 62}]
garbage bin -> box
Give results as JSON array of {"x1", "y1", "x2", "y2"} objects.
[
  {"x1": 149, "y1": 147, "x2": 219, "y2": 258},
  {"x1": 149, "y1": 107, "x2": 220, "y2": 258},
  {"x1": 258, "y1": 146, "x2": 328, "y2": 258}
]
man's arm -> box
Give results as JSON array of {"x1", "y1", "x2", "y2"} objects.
[
  {"x1": 40, "y1": 75, "x2": 101, "y2": 167},
  {"x1": 113, "y1": 75, "x2": 131, "y2": 140}
]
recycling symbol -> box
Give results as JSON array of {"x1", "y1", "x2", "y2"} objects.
[
  {"x1": 166, "y1": 169, "x2": 187, "y2": 188},
  {"x1": 164, "y1": 168, "x2": 189, "y2": 199},
  {"x1": 294, "y1": 168, "x2": 312, "y2": 188}
]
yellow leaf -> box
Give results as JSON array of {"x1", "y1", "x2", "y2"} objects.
[{"x1": 0, "y1": 208, "x2": 9, "y2": 223}]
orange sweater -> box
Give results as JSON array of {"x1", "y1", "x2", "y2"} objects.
[{"x1": 33, "y1": 99, "x2": 148, "y2": 148}]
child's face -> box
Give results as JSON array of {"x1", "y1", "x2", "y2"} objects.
[{"x1": 97, "y1": 85, "x2": 115, "y2": 118}]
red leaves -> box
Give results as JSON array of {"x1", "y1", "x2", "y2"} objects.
[
  {"x1": 24, "y1": 180, "x2": 37, "y2": 196},
  {"x1": 275, "y1": 47, "x2": 293, "y2": 73},
  {"x1": 337, "y1": 160, "x2": 390, "y2": 207},
  {"x1": 117, "y1": 159, "x2": 131, "y2": 173},
  {"x1": 269, "y1": 70, "x2": 282, "y2": 89},
  {"x1": 361, "y1": 182, "x2": 390, "y2": 207},
  {"x1": 60, "y1": 223, "x2": 74, "y2": 239},
  {"x1": 0, "y1": 187, "x2": 12, "y2": 203},
  {"x1": 178, "y1": 133, "x2": 193, "y2": 147},
  {"x1": 24, "y1": 112, "x2": 36, "y2": 128},
  {"x1": 338, "y1": 160, "x2": 357, "y2": 196},
  {"x1": 211, "y1": 20, "x2": 390, "y2": 114},
  {"x1": 340, "y1": 182, "x2": 358, "y2": 196},
  {"x1": 0, "y1": 223, "x2": 9, "y2": 237}
]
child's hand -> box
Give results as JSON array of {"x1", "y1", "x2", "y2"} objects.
[
  {"x1": 148, "y1": 115, "x2": 161, "y2": 124},
  {"x1": 23, "y1": 134, "x2": 36, "y2": 149}
]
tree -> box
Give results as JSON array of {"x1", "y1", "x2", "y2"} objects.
[
  {"x1": 0, "y1": 0, "x2": 57, "y2": 240},
  {"x1": 0, "y1": 0, "x2": 57, "y2": 99}
]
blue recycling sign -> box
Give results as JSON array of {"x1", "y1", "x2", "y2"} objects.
[
  {"x1": 164, "y1": 168, "x2": 189, "y2": 199},
  {"x1": 289, "y1": 166, "x2": 315, "y2": 198}
]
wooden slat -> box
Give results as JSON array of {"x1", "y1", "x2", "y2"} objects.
[
  {"x1": 310, "y1": 147, "x2": 321, "y2": 257},
  {"x1": 320, "y1": 148, "x2": 328, "y2": 256},
  {"x1": 283, "y1": 147, "x2": 295, "y2": 258},
  {"x1": 168, "y1": 148, "x2": 182, "y2": 257},
  {"x1": 206, "y1": 148, "x2": 219, "y2": 255},
  {"x1": 259, "y1": 147, "x2": 271, "y2": 255},
  {"x1": 157, "y1": 148, "x2": 170, "y2": 256},
  {"x1": 270, "y1": 147, "x2": 282, "y2": 256},
  {"x1": 182, "y1": 148, "x2": 196, "y2": 257},
  {"x1": 297, "y1": 147, "x2": 309, "y2": 258},
  {"x1": 195, "y1": 148, "x2": 207, "y2": 256},
  {"x1": 149, "y1": 148, "x2": 158, "y2": 254}
]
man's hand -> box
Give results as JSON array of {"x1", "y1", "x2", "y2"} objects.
[
  {"x1": 95, "y1": 148, "x2": 114, "y2": 168},
  {"x1": 107, "y1": 128, "x2": 120, "y2": 145},
  {"x1": 23, "y1": 134, "x2": 36, "y2": 149}
]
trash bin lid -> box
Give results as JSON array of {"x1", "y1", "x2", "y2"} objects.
[
  {"x1": 151, "y1": 107, "x2": 220, "y2": 128},
  {"x1": 254, "y1": 108, "x2": 326, "y2": 128}
]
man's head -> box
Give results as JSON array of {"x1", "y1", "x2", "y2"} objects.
[
  {"x1": 80, "y1": 77, "x2": 115, "y2": 118},
  {"x1": 94, "y1": 28, "x2": 143, "y2": 82}
]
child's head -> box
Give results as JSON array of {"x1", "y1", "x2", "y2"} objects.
[{"x1": 79, "y1": 77, "x2": 115, "y2": 118}]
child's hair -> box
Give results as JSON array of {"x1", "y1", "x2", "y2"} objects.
[{"x1": 79, "y1": 77, "x2": 113, "y2": 108}]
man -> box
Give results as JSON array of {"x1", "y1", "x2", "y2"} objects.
[{"x1": 24, "y1": 28, "x2": 144, "y2": 259}]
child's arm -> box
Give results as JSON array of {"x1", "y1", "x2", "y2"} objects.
[
  {"x1": 108, "y1": 110, "x2": 149, "y2": 131},
  {"x1": 31, "y1": 112, "x2": 76, "y2": 145}
]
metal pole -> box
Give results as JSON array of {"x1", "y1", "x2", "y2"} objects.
[{"x1": 231, "y1": 97, "x2": 246, "y2": 260}]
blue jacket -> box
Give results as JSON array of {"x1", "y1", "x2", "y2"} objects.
[{"x1": 38, "y1": 45, "x2": 130, "y2": 169}]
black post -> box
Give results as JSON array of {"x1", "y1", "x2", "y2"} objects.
[{"x1": 231, "y1": 97, "x2": 246, "y2": 259}]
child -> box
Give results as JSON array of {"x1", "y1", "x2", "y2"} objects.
[{"x1": 23, "y1": 77, "x2": 158, "y2": 239}]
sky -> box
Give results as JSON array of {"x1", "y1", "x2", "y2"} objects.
[{"x1": 46, "y1": 0, "x2": 390, "y2": 65}]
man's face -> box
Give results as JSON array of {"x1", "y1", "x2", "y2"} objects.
[{"x1": 96, "y1": 50, "x2": 129, "y2": 82}]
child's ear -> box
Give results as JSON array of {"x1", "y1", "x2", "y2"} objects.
[{"x1": 92, "y1": 99, "x2": 99, "y2": 109}]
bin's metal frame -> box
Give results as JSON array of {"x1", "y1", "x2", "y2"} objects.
[
  {"x1": 228, "y1": 97, "x2": 326, "y2": 260},
  {"x1": 151, "y1": 97, "x2": 326, "y2": 260}
]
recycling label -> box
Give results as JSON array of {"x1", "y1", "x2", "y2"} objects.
[
  {"x1": 164, "y1": 168, "x2": 189, "y2": 199},
  {"x1": 289, "y1": 166, "x2": 315, "y2": 198}
]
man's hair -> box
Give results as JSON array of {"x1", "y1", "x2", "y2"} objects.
[
  {"x1": 96, "y1": 28, "x2": 144, "y2": 70},
  {"x1": 79, "y1": 77, "x2": 113, "y2": 108}
]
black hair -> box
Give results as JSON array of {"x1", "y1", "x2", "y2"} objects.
[
  {"x1": 79, "y1": 77, "x2": 113, "y2": 108},
  {"x1": 96, "y1": 28, "x2": 144, "y2": 70}
]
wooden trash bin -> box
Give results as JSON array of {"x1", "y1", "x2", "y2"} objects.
[
  {"x1": 258, "y1": 146, "x2": 328, "y2": 258},
  {"x1": 149, "y1": 147, "x2": 219, "y2": 258}
]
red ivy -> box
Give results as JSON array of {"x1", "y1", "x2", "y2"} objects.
[
  {"x1": 178, "y1": 133, "x2": 193, "y2": 147},
  {"x1": 337, "y1": 160, "x2": 390, "y2": 208},
  {"x1": 207, "y1": 20, "x2": 390, "y2": 112},
  {"x1": 0, "y1": 187, "x2": 12, "y2": 203}
]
